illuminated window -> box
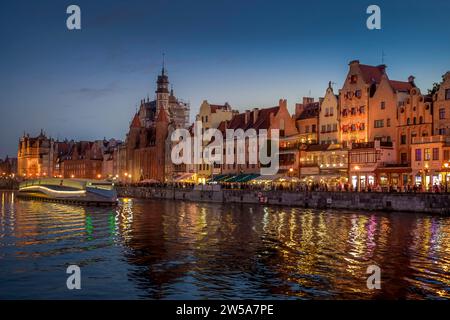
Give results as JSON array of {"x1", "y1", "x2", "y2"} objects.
[
  {"x1": 374, "y1": 120, "x2": 384, "y2": 128},
  {"x1": 424, "y1": 148, "x2": 431, "y2": 161}
]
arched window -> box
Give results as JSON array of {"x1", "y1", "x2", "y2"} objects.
[
  {"x1": 407, "y1": 118, "x2": 411, "y2": 125},
  {"x1": 419, "y1": 116, "x2": 423, "y2": 124}
]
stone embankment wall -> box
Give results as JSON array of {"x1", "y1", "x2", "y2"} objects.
[{"x1": 117, "y1": 187, "x2": 450, "y2": 214}]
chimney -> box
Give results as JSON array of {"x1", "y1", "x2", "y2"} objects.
[
  {"x1": 378, "y1": 64, "x2": 387, "y2": 74},
  {"x1": 349, "y1": 60, "x2": 360, "y2": 66},
  {"x1": 252, "y1": 108, "x2": 259, "y2": 122},
  {"x1": 303, "y1": 97, "x2": 314, "y2": 105},
  {"x1": 245, "y1": 110, "x2": 251, "y2": 124}
]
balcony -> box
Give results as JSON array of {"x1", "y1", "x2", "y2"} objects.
[
  {"x1": 412, "y1": 135, "x2": 450, "y2": 145},
  {"x1": 351, "y1": 141, "x2": 393, "y2": 149}
]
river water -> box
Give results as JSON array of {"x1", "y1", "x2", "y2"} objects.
[{"x1": 0, "y1": 191, "x2": 449, "y2": 299}]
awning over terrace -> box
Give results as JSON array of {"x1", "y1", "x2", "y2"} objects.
[{"x1": 208, "y1": 174, "x2": 260, "y2": 183}]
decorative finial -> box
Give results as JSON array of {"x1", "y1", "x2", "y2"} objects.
[{"x1": 162, "y1": 53, "x2": 165, "y2": 75}]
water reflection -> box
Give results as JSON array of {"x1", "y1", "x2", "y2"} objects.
[{"x1": 0, "y1": 191, "x2": 449, "y2": 299}]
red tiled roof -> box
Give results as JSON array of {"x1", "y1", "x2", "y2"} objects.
[
  {"x1": 359, "y1": 64, "x2": 386, "y2": 84},
  {"x1": 216, "y1": 120, "x2": 227, "y2": 134},
  {"x1": 390, "y1": 80, "x2": 413, "y2": 92},
  {"x1": 226, "y1": 113, "x2": 246, "y2": 130},
  {"x1": 251, "y1": 107, "x2": 279, "y2": 130},
  {"x1": 210, "y1": 104, "x2": 228, "y2": 113},
  {"x1": 296, "y1": 103, "x2": 319, "y2": 120},
  {"x1": 225, "y1": 106, "x2": 279, "y2": 131}
]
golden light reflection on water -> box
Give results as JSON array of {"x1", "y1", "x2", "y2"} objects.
[{"x1": 1, "y1": 193, "x2": 450, "y2": 299}]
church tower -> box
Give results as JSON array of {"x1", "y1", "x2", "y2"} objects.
[{"x1": 155, "y1": 55, "x2": 170, "y2": 119}]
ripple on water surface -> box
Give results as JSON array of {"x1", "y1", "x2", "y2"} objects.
[{"x1": 0, "y1": 191, "x2": 449, "y2": 299}]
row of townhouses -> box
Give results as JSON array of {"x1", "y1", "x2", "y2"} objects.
[{"x1": 17, "y1": 60, "x2": 450, "y2": 190}]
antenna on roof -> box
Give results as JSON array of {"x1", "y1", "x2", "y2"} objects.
[
  {"x1": 381, "y1": 49, "x2": 386, "y2": 65},
  {"x1": 162, "y1": 52, "x2": 166, "y2": 75}
]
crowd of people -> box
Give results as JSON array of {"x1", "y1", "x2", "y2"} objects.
[{"x1": 117, "y1": 180, "x2": 449, "y2": 193}]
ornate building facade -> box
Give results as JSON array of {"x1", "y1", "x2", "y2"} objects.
[
  {"x1": 318, "y1": 82, "x2": 339, "y2": 144},
  {"x1": 17, "y1": 131, "x2": 56, "y2": 178},
  {"x1": 339, "y1": 60, "x2": 386, "y2": 147},
  {"x1": 120, "y1": 67, "x2": 190, "y2": 183},
  {"x1": 433, "y1": 71, "x2": 450, "y2": 136}
]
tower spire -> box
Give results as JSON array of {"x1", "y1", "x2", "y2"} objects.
[{"x1": 162, "y1": 53, "x2": 165, "y2": 75}]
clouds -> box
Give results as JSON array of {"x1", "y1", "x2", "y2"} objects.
[{"x1": 66, "y1": 81, "x2": 122, "y2": 99}]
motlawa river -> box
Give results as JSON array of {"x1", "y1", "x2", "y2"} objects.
[{"x1": 0, "y1": 191, "x2": 449, "y2": 299}]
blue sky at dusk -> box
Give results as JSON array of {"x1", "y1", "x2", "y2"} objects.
[{"x1": 1, "y1": 0, "x2": 449, "y2": 157}]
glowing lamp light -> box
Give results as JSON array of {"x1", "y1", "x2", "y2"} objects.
[{"x1": 354, "y1": 165, "x2": 360, "y2": 171}]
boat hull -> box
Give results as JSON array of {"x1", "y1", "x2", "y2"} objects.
[{"x1": 18, "y1": 179, "x2": 118, "y2": 206}]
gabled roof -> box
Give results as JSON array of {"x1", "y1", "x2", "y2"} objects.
[
  {"x1": 226, "y1": 113, "x2": 247, "y2": 130},
  {"x1": 223, "y1": 106, "x2": 279, "y2": 132},
  {"x1": 251, "y1": 106, "x2": 279, "y2": 130},
  {"x1": 210, "y1": 104, "x2": 230, "y2": 113},
  {"x1": 359, "y1": 64, "x2": 386, "y2": 84},
  {"x1": 296, "y1": 103, "x2": 319, "y2": 120},
  {"x1": 389, "y1": 80, "x2": 413, "y2": 92}
]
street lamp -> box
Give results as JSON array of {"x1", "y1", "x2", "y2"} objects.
[
  {"x1": 444, "y1": 162, "x2": 449, "y2": 192},
  {"x1": 354, "y1": 165, "x2": 360, "y2": 192}
]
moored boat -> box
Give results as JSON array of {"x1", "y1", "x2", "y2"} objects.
[{"x1": 18, "y1": 178, "x2": 118, "y2": 206}]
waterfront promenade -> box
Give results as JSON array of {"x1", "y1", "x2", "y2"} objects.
[{"x1": 117, "y1": 186, "x2": 450, "y2": 215}]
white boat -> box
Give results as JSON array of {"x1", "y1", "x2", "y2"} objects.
[{"x1": 18, "y1": 178, "x2": 118, "y2": 206}]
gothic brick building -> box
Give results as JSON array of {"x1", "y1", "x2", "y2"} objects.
[{"x1": 121, "y1": 66, "x2": 186, "y2": 183}]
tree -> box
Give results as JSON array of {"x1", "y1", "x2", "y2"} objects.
[{"x1": 428, "y1": 82, "x2": 440, "y2": 95}]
